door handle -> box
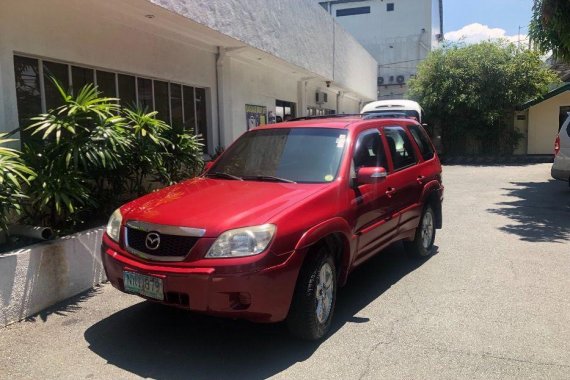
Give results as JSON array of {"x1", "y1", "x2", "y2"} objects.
[
  {"x1": 386, "y1": 187, "x2": 397, "y2": 198},
  {"x1": 417, "y1": 175, "x2": 425, "y2": 184}
]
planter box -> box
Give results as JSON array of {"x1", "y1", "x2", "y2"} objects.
[{"x1": 0, "y1": 227, "x2": 106, "y2": 327}]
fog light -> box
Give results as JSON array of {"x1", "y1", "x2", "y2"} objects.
[{"x1": 229, "y1": 292, "x2": 251, "y2": 310}]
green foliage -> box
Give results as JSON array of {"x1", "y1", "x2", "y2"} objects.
[
  {"x1": 0, "y1": 135, "x2": 35, "y2": 231},
  {"x1": 121, "y1": 106, "x2": 171, "y2": 195},
  {"x1": 22, "y1": 148, "x2": 95, "y2": 230},
  {"x1": 20, "y1": 78, "x2": 203, "y2": 232},
  {"x1": 408, "y1": 41, "x2": 560, "y2": 155},
  {"x1": 529, "y1": 0, "x2": 570, "y2": 61},
  {"x1": 24, "y1": 80, "x2": 130, "y2": 229},
  {"x1": 159, "y1": 128, "x2": 204, "y2": 185}
]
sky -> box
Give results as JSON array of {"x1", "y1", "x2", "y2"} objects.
[{"x1": 444, "y1": 0, "x2": 534, "y2": 44}]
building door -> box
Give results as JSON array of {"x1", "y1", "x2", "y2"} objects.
[
  {"x1": 276, "y1": 100, "x2": 296, "y2": 122},
  {"x1": 559, "y1": 106, "x2": 570, "y2": 132},
  {"x1": 514, "y1": 111, "x2": 529, "y2": 155}
]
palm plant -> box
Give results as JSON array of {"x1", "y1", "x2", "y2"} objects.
[
  {"x1": 0, "y1": 135, "x2": 35, "y2": 232},
  {"x1": 159, "y1": 128, "x2": 204, "y2": 185},
  {"x1": 24, "y1": 79, "x2": 130, "y2": 228},
  {"x1": 121, "y1": 106, "x2": 172, "y2": 195}
]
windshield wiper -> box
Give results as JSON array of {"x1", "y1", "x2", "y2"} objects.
[
  {"x1": 205, "y1": 171, "x2": 244, "y2": 181},
  {"x1": 243, "y1": 175, "x2": 297, "y2": 183}
]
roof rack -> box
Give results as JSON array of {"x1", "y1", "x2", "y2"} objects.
[
  {"x1": 362, "y1": 112, "x2": 410, "y2": 120},
  {"x1": 289, "y1": 114, "x2": 361, "y2": 121},
  {"x1": 288, "y1": 112, "x2": 417, "y2": 122}
]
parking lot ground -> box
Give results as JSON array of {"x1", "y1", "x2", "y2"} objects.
[{"x1": 1, "y1": 163, "x2": 569, "y2": 380}]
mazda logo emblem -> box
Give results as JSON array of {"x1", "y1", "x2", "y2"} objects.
[{"x1": 145, "y1": 232, "x2": 161, "y2": 250}]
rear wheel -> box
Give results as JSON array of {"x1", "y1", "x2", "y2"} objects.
[
  {"x1": 405, "y1": 205, "x2": 436, "y2": 258},
  {"x1": 286, "y1": 246, "x2": 337, "y2": 340}
]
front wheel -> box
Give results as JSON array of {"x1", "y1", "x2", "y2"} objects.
[
  {"x1": 286, "y1": 247, "x2": 337, "y2": 340},
  {"x1": 404, "y1": 205, "x2": 436, "y2": 258}
]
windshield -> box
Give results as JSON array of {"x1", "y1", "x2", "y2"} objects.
[{"x1": 210, "y1": 128, "x2": 348, "y2": 183}]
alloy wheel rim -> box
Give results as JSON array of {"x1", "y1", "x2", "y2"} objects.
[
  {"x1": 315, "y1": 262, "x2": 334, "y2": 324},
  {"x1": 421, "y1": 211, "x2": 434, "y2": 249}
]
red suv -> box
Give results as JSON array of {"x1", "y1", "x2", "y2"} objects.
[{"x1": 101, "y1": 116, "x2": 443, "y2": 340}]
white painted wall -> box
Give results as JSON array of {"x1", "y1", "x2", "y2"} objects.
[
  {"x1": 149, "y1": 0, "x2": 377, "y2": 100},
  {"x1": 319, "y1": 0, "x2": 442, "y2": 99},
  {"x1": 528, "y1": 92, "x2": 570, "y2": 154},
  {"x1": 0, "y1": 0, "x2": 376, "y2": 151},
  {"x1": 0, "y1": 0, "x2": 219, "y2": 149},
  {"x1": 0, "y1": 228, "x2": 105, "y2": 327}
]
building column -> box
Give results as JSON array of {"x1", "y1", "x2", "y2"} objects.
[
  {"x1": 297, "y1": 79, "x2": 308, "y2": 117},
  {"x1": 215, "y1": 47, "x2": 234, "y2": 149}
]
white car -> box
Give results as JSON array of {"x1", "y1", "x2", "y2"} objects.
[
  {"x1": 360, "y1": 100, "x2": 424, "y2": 123},
  {"x1": 552, "y1": 112, "x2": 570, "y2": 183}
]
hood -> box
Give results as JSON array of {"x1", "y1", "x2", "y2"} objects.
[{"x1": 121, "y1": 177, "x2": 326, "y2": 237}]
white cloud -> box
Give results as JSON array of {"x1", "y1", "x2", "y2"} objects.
[{"x1": 444, "y1": 23, "x2": 527, "y2": 45}]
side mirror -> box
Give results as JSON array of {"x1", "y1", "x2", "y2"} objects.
[{"x1": 356, "y1": 167, "x2": 387, "y2": 186}]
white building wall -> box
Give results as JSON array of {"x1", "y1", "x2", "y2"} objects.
[
  {"x1": 227, "y1": 57, "x2": 299, "y2": 140},
  {"x1": 0, "y1": 0, "x2": 218, "y2": 149},
  {"x1": 150, "y1": 0, "x2": 377, "y2": 100},
  {"x1": 0, "y1": 0, "x2": 377, "y2": 151},
  {"x1": 320, "y1": 0, "x2": 442, "y2": 99}
]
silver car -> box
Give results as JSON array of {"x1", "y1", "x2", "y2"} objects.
[{"x1": 552, "y1": 112, "x2": 570, "y2": 183}]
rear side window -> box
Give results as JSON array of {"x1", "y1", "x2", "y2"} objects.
[
  {"x1": 408, "y1": 125, "x2": 434, "y2": 161},
  {"x1": 383, "y1": 127, "x2": 417, "y2": 170}
]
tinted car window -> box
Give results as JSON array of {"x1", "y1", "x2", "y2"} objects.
[
  {"x1": 353, "y1": 130, "x2": 387, "y2": 169},
  {"x1": 408, "y1": 124, "x2": 434, "y2": 161},
  {"x1": 384, "y1": 127, "x2": 417, "y2": 170},
  {"x1": 211, "y1": 128, "x2": 347, "y2": 183}
]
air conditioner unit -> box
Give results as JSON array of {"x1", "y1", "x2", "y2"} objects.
[
  {"x1": 316, "y1": 91, "x2": 328, "y2": 104},
  {"x1": 396, "y1": 75, "x2": 405, "y2": 84},
  {"x1": 377, "y1": 76, "x2": 384, "y2": 86}
]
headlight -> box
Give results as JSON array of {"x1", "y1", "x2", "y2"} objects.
[
  {"x1": 106, "y1": 208, "x2": 123, "y2": 243},
  {"x1": 206, "y1": 224, "x2": 276, "y2": 258}
]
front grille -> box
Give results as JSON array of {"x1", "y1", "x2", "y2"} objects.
[{"x1": 125, "y1": 227, "x2": 199, "y2": 258}]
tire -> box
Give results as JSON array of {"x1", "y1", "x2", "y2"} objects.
[
  {"x1": 404, "y1": 205, "x2": 436, "y2": 258},
  {"x1": 286, "y1": 246, "x2": 337, "y2": 340}
]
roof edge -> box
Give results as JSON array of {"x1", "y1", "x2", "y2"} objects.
[{"x1": 517, "y1": 83, "x2": 570, "y2": 110}]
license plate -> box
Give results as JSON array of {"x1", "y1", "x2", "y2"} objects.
[{"x1": 123, "y1": 271, "x2": 164, "y2": 300}]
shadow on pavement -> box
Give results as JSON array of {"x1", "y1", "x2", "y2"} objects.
[
  {"x1": 487, "y1": 180, "x2": 570, "y2": 243},
  {"x1": 25, "y1": 286, "x2": 103, "y2": 323},
  {"x1": 84, "y1": 243, "x2": 432, "y2": 380}
]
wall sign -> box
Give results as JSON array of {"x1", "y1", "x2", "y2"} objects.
[{"x1": 246, "y1": 104, "x2": 267, "y2": 130}]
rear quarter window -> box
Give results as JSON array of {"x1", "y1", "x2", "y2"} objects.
[
  {"x1": 383, "y1": 126, "x2": 418, "y2": 170},
  {"x1": 408, "y1": 124, "x2": 434, "y2": 161}
]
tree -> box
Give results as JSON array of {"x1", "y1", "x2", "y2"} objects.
[
  {"x1": 529, "y1": 0, "x2": 570, "y2": 61},
  {"x1": 408, "y1": 41, "x2": 559, "y2": 155}
]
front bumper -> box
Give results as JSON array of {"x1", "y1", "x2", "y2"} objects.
[{"x1": 101, "y1": 236, "x2": 303, "y2": 323}]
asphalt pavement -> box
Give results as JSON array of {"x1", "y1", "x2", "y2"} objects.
[{"x1": 1, "y1": 163, "x2": 569, "y2": 380}]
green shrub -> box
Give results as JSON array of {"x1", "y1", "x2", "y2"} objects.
[
  {"x1": 20, "y1": 78, "x2": 203, "y2": 232},
  {"x1": 0, "y1": 135, "x2": 35, "y2": 232}
]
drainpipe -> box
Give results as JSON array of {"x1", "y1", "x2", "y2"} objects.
[
  {"x1": 215, "y1": 47, "x2": 225, "y2": 150},
  {"x1": 417, "y1": 28, "x2": 429, "y2": 61}
]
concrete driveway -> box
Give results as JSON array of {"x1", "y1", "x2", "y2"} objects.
[{"x1": 1, "y1": 163, "x2": 569, "y2": 379}]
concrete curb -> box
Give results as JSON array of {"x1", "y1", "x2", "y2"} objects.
[
  {"x1": 441, "y1": 155, "x2": 554, "y2": 165},
  {"x1": 0, "y1": 227, "x2": 106, "y2": 328}
]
